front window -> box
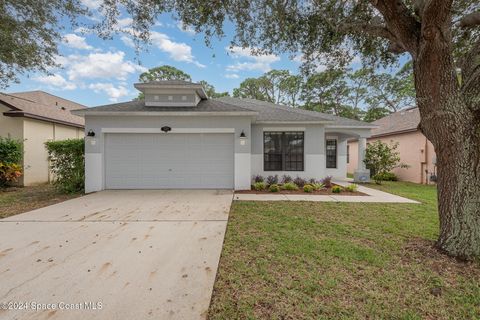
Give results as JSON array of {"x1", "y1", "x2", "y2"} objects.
[
  {"x1": 326, "y1": 139, "x2": 337, "y2": 168},
  {"x1": 264, "y1": 131, "x2": 304, "y2": 171}
]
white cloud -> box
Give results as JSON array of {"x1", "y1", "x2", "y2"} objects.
[
  {"x1": 117, "y1": 17, "x2": 133, "y2": 28},
  {"x1": 80, "y1": 0, "x2": 102, "y2": 10},
  {"x1": 89, "y1": 83, "x2": 129, "y2": 102},
  {"x1": 226, "y1": 46, "x2": 280, "y2": 73},
  {"x1": 34, "y1": 74, "x2": 77, "y2": 90},
  {"x1": 177, "y1": 21, "x2": 196, "y2": 35},
  {"x1": 63, "y1": 33, "x2": 93, "y2": 50},
  {"x1": 225, "y1": 73, "x2": 240, "y2": 79},
  {"x1": 62, "y1": 51, "x2": 147, "y2": 81},
  {"x1": 150, "y1": 31, "x2": 205, "y2": 67},
  {"x1": 120, "y1": 35, "x2": 135, "y2": 48}
]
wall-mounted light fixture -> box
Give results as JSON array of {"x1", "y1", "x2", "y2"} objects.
[
  {"x1": 86, "y1": 130, "x2": 96, "y2": 146},
  {"x1": 239, "y1": 130, "x2": 247, "y2": 145},
  {"x1": 161, "y1": 126, "x2": 172, "y2": 133},
  {"x1": 87, "y1": 130, "x2": 95, "y2": 137}
]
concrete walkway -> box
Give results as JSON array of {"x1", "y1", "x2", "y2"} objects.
[
  {"x1": 234, "y1": 182, "x2": 419, "y2": 203},
  {"x1": 0, "y1": 190, "x2": 233, "y2": 320}
]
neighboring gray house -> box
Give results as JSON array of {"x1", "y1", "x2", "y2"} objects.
[{"x1": 73, "y1": 81, "x2": 375, "y2": 193}]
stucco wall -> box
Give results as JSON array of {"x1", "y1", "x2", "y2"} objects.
[
  {"x1": 22, "y1": 119, "x2": 81, "y2": 186},
  {"x1": 347, "y1": 130, "x2": 437, "y2": 184},
  {"x1": 0, "y1": 106, "x2": 24, "y2": 139},
  {"x1": 84, "y1": 115, "x2": 253, "y2": 192}
]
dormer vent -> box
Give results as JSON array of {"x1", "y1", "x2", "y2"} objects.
[{"x1": 134, "y1": 80, "x2": 208, "y2": 107}]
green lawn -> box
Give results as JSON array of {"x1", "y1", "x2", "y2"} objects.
[
  {"x1": 0, "y1": 184, "x2": 81, "y2": 219},
  {"x1": 208, "y1": 182, "x2": 480, "y2": 319}
]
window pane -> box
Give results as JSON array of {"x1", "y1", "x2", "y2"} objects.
[
  {"x1": 264, "y1": 132, "x2": 283, "y2": 171},
  {"x1": 285, "y1": 132, "x2": 304, "y2": 171},
  {"x1": 326, "y1": 139, "x2": 337, "y2": 168}
]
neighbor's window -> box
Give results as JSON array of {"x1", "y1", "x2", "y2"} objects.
[
  {"x1": 264, "y1": 131, "x2": 304, "y2": 171},
  {"x1": 347, "y1": 145, "x2": 350, "y2": 164},
  {"x1": 326, "y1": 139, "x2": 337, "y2": 168}
]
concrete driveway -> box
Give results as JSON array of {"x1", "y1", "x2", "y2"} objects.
[{"x1": 0, "y1": 190, "x2": 232, "y2": 320}]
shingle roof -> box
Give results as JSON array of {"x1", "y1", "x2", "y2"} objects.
[
  {"x1": 76, "y1": 95, "x2": 375, "y2": 128},
  {"x1": 0, "y1": 91, "x2": 85, "y2": 127},
  {"x1": 372, "y1": 107, "x2": 419, "y2": 137},
  {"x1": 217, "y1": 97, "x2": 375, "y2": 127},
  {"x1": 74, "y1": 98, "x2": 255, "y2": 113}
]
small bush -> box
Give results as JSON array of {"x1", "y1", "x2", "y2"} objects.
[
  {"x1": 45, "y1": 139, "x2": 84, "y2": 193},
  {"x1": 0, "y1": 137, "x2": 23, "y2": 187},
  {"x1": 345, "y1": 184, "x2": 358, "y2": 192},
  {"x1": 312, "y1": 183, "x2": 325, "y2": 191},
  {"x1": 373, "y1": 172, "x2": 398, "y2": 182},
  {"x1": 253, "y1": 181, "x2": 267, "y2": 191},
  {"x1": 282, "y1": 182, "x2": 298, "y2": 190},
  {"x1": 303, "y1": 184, "x2": 314, "y2": 193},
  {"x1": 266, "y1": 175, "x2": 279, "y2": 185},
  {"x1": 269, "y1": 184, "x2": 280, "y2": 192},
  {"x1": 253, "y1": 174, "x2": 264, "y2": 183},
  {"x1": 308, "y1": 178, "x2": 318, "y2": 184},
  {"x1": 293, "y1": 176, "x2": 306, "y2": 187},
  {"x1": 332, "y1": 185, "x2": 342, "y2": 193},
  {"x1": 281, "y1": 174, "x2": 293, "y2": 184},
  {"x1": 0, "y1": 163, "x2": 22, "y2": 187},
  {"x1": 0, "y1": 137, "x2": 23, "y2": 164},
  {"x1": 322, "y1": 175, "x2": 333, "y2": 188}
]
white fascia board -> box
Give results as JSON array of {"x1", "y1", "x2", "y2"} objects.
[
  {"x1": 255, "y1": 121, "x2": 331, "y2": 124},
  {"x1": 325, "y1": 124, "x2": 379, "y2": 129},
  {"x1": 101, "y1": 128, "x2": 235, "y2": 134}
]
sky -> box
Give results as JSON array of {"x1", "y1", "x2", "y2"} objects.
[{"x1": 5, "y1": 2, "x2": 310, "y2": 107}]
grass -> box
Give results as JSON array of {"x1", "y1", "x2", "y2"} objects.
[
  {"x1": 0, "y1": 184, "x2": 81, "y2": 219},
  {"x1": 208, "y1": 181, "x2": 480, "y2": 319}
]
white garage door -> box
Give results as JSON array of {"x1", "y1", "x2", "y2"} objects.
[{"x1": 105, "y1": 133, "x2": 234, "y2": 189}]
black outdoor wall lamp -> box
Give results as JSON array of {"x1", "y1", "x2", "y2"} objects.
[
  {"x1": 87, "y1": 130, "x2": 95, "y2": 137},
  {"x1": 239, "y1": 130, "x2": 247, "y2": 145},
  {"x1": 161, "y1": 126, "x2": 172, "y2": 133}
]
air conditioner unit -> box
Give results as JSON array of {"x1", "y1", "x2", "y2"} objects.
[{"x1": 354, "y1": 169, "x2": 371, "y2": 183}]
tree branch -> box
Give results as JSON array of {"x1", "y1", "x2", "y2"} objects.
[
  {"x1": 342, "y1": 22, "x2": 407, "y2": 54},
  {"x1": 368, "y1": 0, "x2": 421, "y2": 56},
  {"x1": 460, "y1": 11, "x2": 480, "y2": 28}
]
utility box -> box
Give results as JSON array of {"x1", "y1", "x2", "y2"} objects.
[{"x1": 354, "y1": 169, "x2": 371, "y2": 183}]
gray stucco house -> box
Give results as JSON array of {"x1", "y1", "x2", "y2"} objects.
[{"x1": 73, "y1": 81, "x2": 375, "y2": 193}]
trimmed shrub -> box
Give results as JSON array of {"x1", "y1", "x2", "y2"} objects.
[
  {"x1": 45, "y1": 139, "x2": 84, "y2": 193},
  {"x1": 303, "y1": 184, "x2": 314, "y2": 193},
  {"x1": 266, "y1": 175, "x2": 279, "y2": 185},
  {"x1": 322, "y1": 175, "x2": 333, "y2": 188},
  {"x1": 312, "y1": 183, "x2": 325, "y2": 191},
  {"x1": 373, "y1": 172, "x2": 398, "y2": 182},
  {"x1": 269, "y1": 184, "x2": 280, "y2": 192},
  {"x1": 0, "y1": 137, "x2": 23, "y2": 164},
  {"x1": 0, "y1": 137, "x2": 23, "y2": 187},
  {"x1": 281, "y1": 174, "x2": 292, "y2": 184},
  {"x1": 345, "y1": 184, "x2": 358, "y2": 192},
  {"x1": 253, "y1": 174, "x2": 264, "y2": 183},
  {"x1": 282, "y1": 182, "x2": 298, "y2": 190},
  {"x1": 253, "y1": 181, "x2": 267, "y2": 191},
  {"x1": 293, "y1": 176, "x2": 306, "y2": 187},
  {"x1": 332, "y1": 185, "x2": 342, "y2": 193}
]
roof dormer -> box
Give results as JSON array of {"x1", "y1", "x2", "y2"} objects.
[{"x1": 134, "y1": 80, "x2": 208, "y2": 107}]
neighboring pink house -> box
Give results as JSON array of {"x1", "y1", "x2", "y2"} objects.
[{"x1": 347, "y1": 107, "x2": 437, "y2": 184}]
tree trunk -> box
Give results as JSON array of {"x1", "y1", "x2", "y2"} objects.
[{"x1": 413, "y1": 24, "x2": 480, "y2": 260}]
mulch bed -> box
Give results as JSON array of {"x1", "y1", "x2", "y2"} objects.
[{"x1": 236, "y1": 183, "x2": 368, "y2": 196}]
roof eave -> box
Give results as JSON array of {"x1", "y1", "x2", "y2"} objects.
[
  {"x1": 255, "y1": 120, "x2": 333, "y2": 124},
  {"x1": 325, "y1": 124, "x2": 379, "y2": 129},
  {"x1": 72, "y1": 110, "x2": 258, "y2": 117},
  {"x1": 3, "y1": 111, "x2": 85, "y2": 128},
  {"x1": 133, "y1": 83, "x2": 208, "y2": 99}
]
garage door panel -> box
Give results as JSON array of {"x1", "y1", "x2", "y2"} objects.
[{"x1": 105, "y1": 133, "x2": 234, "y2": 189}]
